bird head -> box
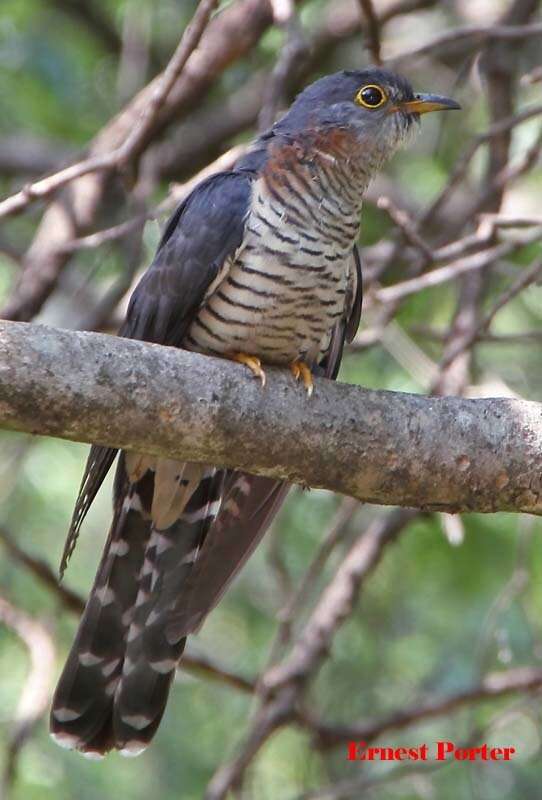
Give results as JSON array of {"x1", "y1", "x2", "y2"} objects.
[{"x1": 275, "y1": 67, "x2": 460, "y2": 167}]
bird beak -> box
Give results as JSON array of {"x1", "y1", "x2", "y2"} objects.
[{"x1": 399, "y1": 93, "x2": 461, "y2": 115}]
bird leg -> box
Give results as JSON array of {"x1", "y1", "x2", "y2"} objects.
[
  {"x1": 229, "y1": 352, "x2": 266, "y2": 387},
  {"x1": 290, "y1": 359, "x2": 314, "y2": 397}
]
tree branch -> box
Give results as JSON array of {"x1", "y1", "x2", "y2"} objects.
[
  {"x1": 356, "y1": 0, "x2": 382, "y2": 65},
  {"x1": 262, "y1": 509, "x2": 418, "y2": 692},
  {"x1": 390, "y1": 21, "x2": 542, "y2": 66},
  {"x1": 310, "y1": 665, "x2": 542, "y2": 748},
  {"x1": 0, "y1": 0, "x2": 219, "y2": 221},
  {"x1": 1, "y1": 0, "x2": 278, "y2": 323},
  {"x1": 0, "y1": 597, "x2": 55, "y2": 795},
  {"x1": 1, "y1": 320, "x2": 542, "y2": 515}
]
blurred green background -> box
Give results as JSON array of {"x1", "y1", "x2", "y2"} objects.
[{"x1": 1, "y1": 0, "x2": 542, "y2": 798}]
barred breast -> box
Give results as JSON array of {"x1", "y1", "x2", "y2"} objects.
[{"x1": 186, "y1": 129, "x2": 370, "y2": 365}]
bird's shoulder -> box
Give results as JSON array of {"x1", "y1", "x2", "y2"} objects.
[
  {"x1": 157, "y1": 169, "x2": 256, "y2": 254},
  {"x1": 121, "y1": 169, "x2": 256, "y2": 345}
]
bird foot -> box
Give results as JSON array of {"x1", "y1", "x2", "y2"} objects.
[
  {"x1": 290, "y1": 360, "x2": 314, "y2": 397},
  {"x1": 230, "y1": 352, "x2": 266, "y2": 387}
]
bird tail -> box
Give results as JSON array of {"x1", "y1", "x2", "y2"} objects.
[
  {"x1": 50, "y1": 455, "x2": 223, "y2": 758},
  {"x1": 111, "y1": 468, "x2": 224, "y2": 755}
]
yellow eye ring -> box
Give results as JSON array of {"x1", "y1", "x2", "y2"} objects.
[{"x1": 355, "y1": 84, "x2": 387, "y2": 109}]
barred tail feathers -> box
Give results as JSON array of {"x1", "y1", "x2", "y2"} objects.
[
  {"x1": 112, "y1": 468, "x2": 224, "y2": 755},
  {"x1": 51, "y1": 459, "x2": 287, "y2": 757},
  {"x1": 51, "y1": 455, "x2": 225, "y2": 756},
  {"x1": 50, "y1": 461, "x2": 152, "y2": 757}
]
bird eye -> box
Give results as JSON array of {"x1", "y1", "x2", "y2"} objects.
[{"x1": 355, "y1": 84, "x2": 387, "y2": 109}]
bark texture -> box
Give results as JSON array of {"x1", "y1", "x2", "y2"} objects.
[{"x1": 1, "y1": 320, "x2": 541, "y2": 515}]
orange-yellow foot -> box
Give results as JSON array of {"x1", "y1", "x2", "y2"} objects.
[
  {"x1": 230, "y1": 352, "x2": 266, "y2": 387},
  {"x1": 290, "y1": 360, "x2": 314, "y2": 397}
]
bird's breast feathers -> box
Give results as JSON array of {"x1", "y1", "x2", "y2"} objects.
[{"x1": 186, "y1": 137, "x2": 365, "y2": 364}]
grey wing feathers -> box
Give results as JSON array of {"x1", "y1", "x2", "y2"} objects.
[
  {"x1": 319, "y1": 244, "x2": 363, "y2": 379},
  {"x1": 345, "y1": 244, "x2": 363, "y2": 343},
  {"x1": 59, "y1": 445, "x2": 118, "y2": 578},
  {"x1": 121, "y1": 171, "x2": 252, "y2": 345}
]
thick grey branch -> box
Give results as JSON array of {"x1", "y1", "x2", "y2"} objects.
[{"x1": 1, "y1": 320, "x2": 542, "y2": 515}]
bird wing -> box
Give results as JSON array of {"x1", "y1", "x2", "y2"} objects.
[
  {"x1": 120, "y1": 171, "x2": 253, "y2": 346},
  {"x1": 59, "y1": 171, "x2": 253, "y2": 577},
  {"x1": 346, "y1": 244, "x2": 363, "y2": 344},
  {"x1": 319, "y1": 244, "x2": 363, "y2": 380}
]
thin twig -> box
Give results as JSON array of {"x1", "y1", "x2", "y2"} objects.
[
  {"x1": 310, "y1": 665, "x2": 542, "y2": 747},
  {"x1": 0, "y1": 0, "x2": 219, "y2": 221},
  {"x1": 391, "y1": 21, "x2": 542, "y2": 65},
  {"x1": 0, "y1": 597, "x2": 55, "y2": 798},
  {"x1": 377, "y1": 196, "x2": 433, "y2": 262},
  {"x1": 265, "y1": 497, "x2": 359, "y2": 669},
  {"x1": 0, "y1": 527, "x2": 85, "y2": 615},
  {"x1": 258, "y1": 0, "x2": 308, "y2": 131},
  {"x1": 115, "y1": 0, "x2": 219, "y2": 167},
  {"x1": 479, "y1": 214, "x2": 542, "y2": 229},
  {"x1": 435, "y1": 257, "x2": 542, "y2": 375},
  {"x1": 357, "y1": 0, "x2": 382, "y2": 64},
  {"x1": 372, "y1": 241, "x2": 513, "y2": 305},
  {"x1": 205, "y1": 687, "x2": 297, "y2": 800},
  {"x1": 58, "y1": 143, "x2": 248, "y2": 258},
  {"x1": 262, "y1": 510, "x2": 418, "y2": 693},
  {"x1": 205, "y1": 510, "x2": 418, "y2": 800},
  {"x1": 420, "y1": 103, "x2": 542, "y2": 225}
]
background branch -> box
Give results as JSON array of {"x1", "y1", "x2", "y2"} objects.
[{"x1": 1, "y1": 0, "x2": 278, "y2": 323}]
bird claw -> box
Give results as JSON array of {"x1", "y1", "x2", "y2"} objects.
[
  {"x1": 230, "y1": 352, "x2": 266, "y2": 387},
  {"x1": 290, "y1": 360, "x2": 314, "y2": 397}
]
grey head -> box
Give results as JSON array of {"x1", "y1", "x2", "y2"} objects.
[{"x1": 273, "y1": 67, "x2": 460, "y2": 165}]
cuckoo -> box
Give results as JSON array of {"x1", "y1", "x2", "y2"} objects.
[{"x1": 50, "y1": 68, "x2": 459, "y2": 757}]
